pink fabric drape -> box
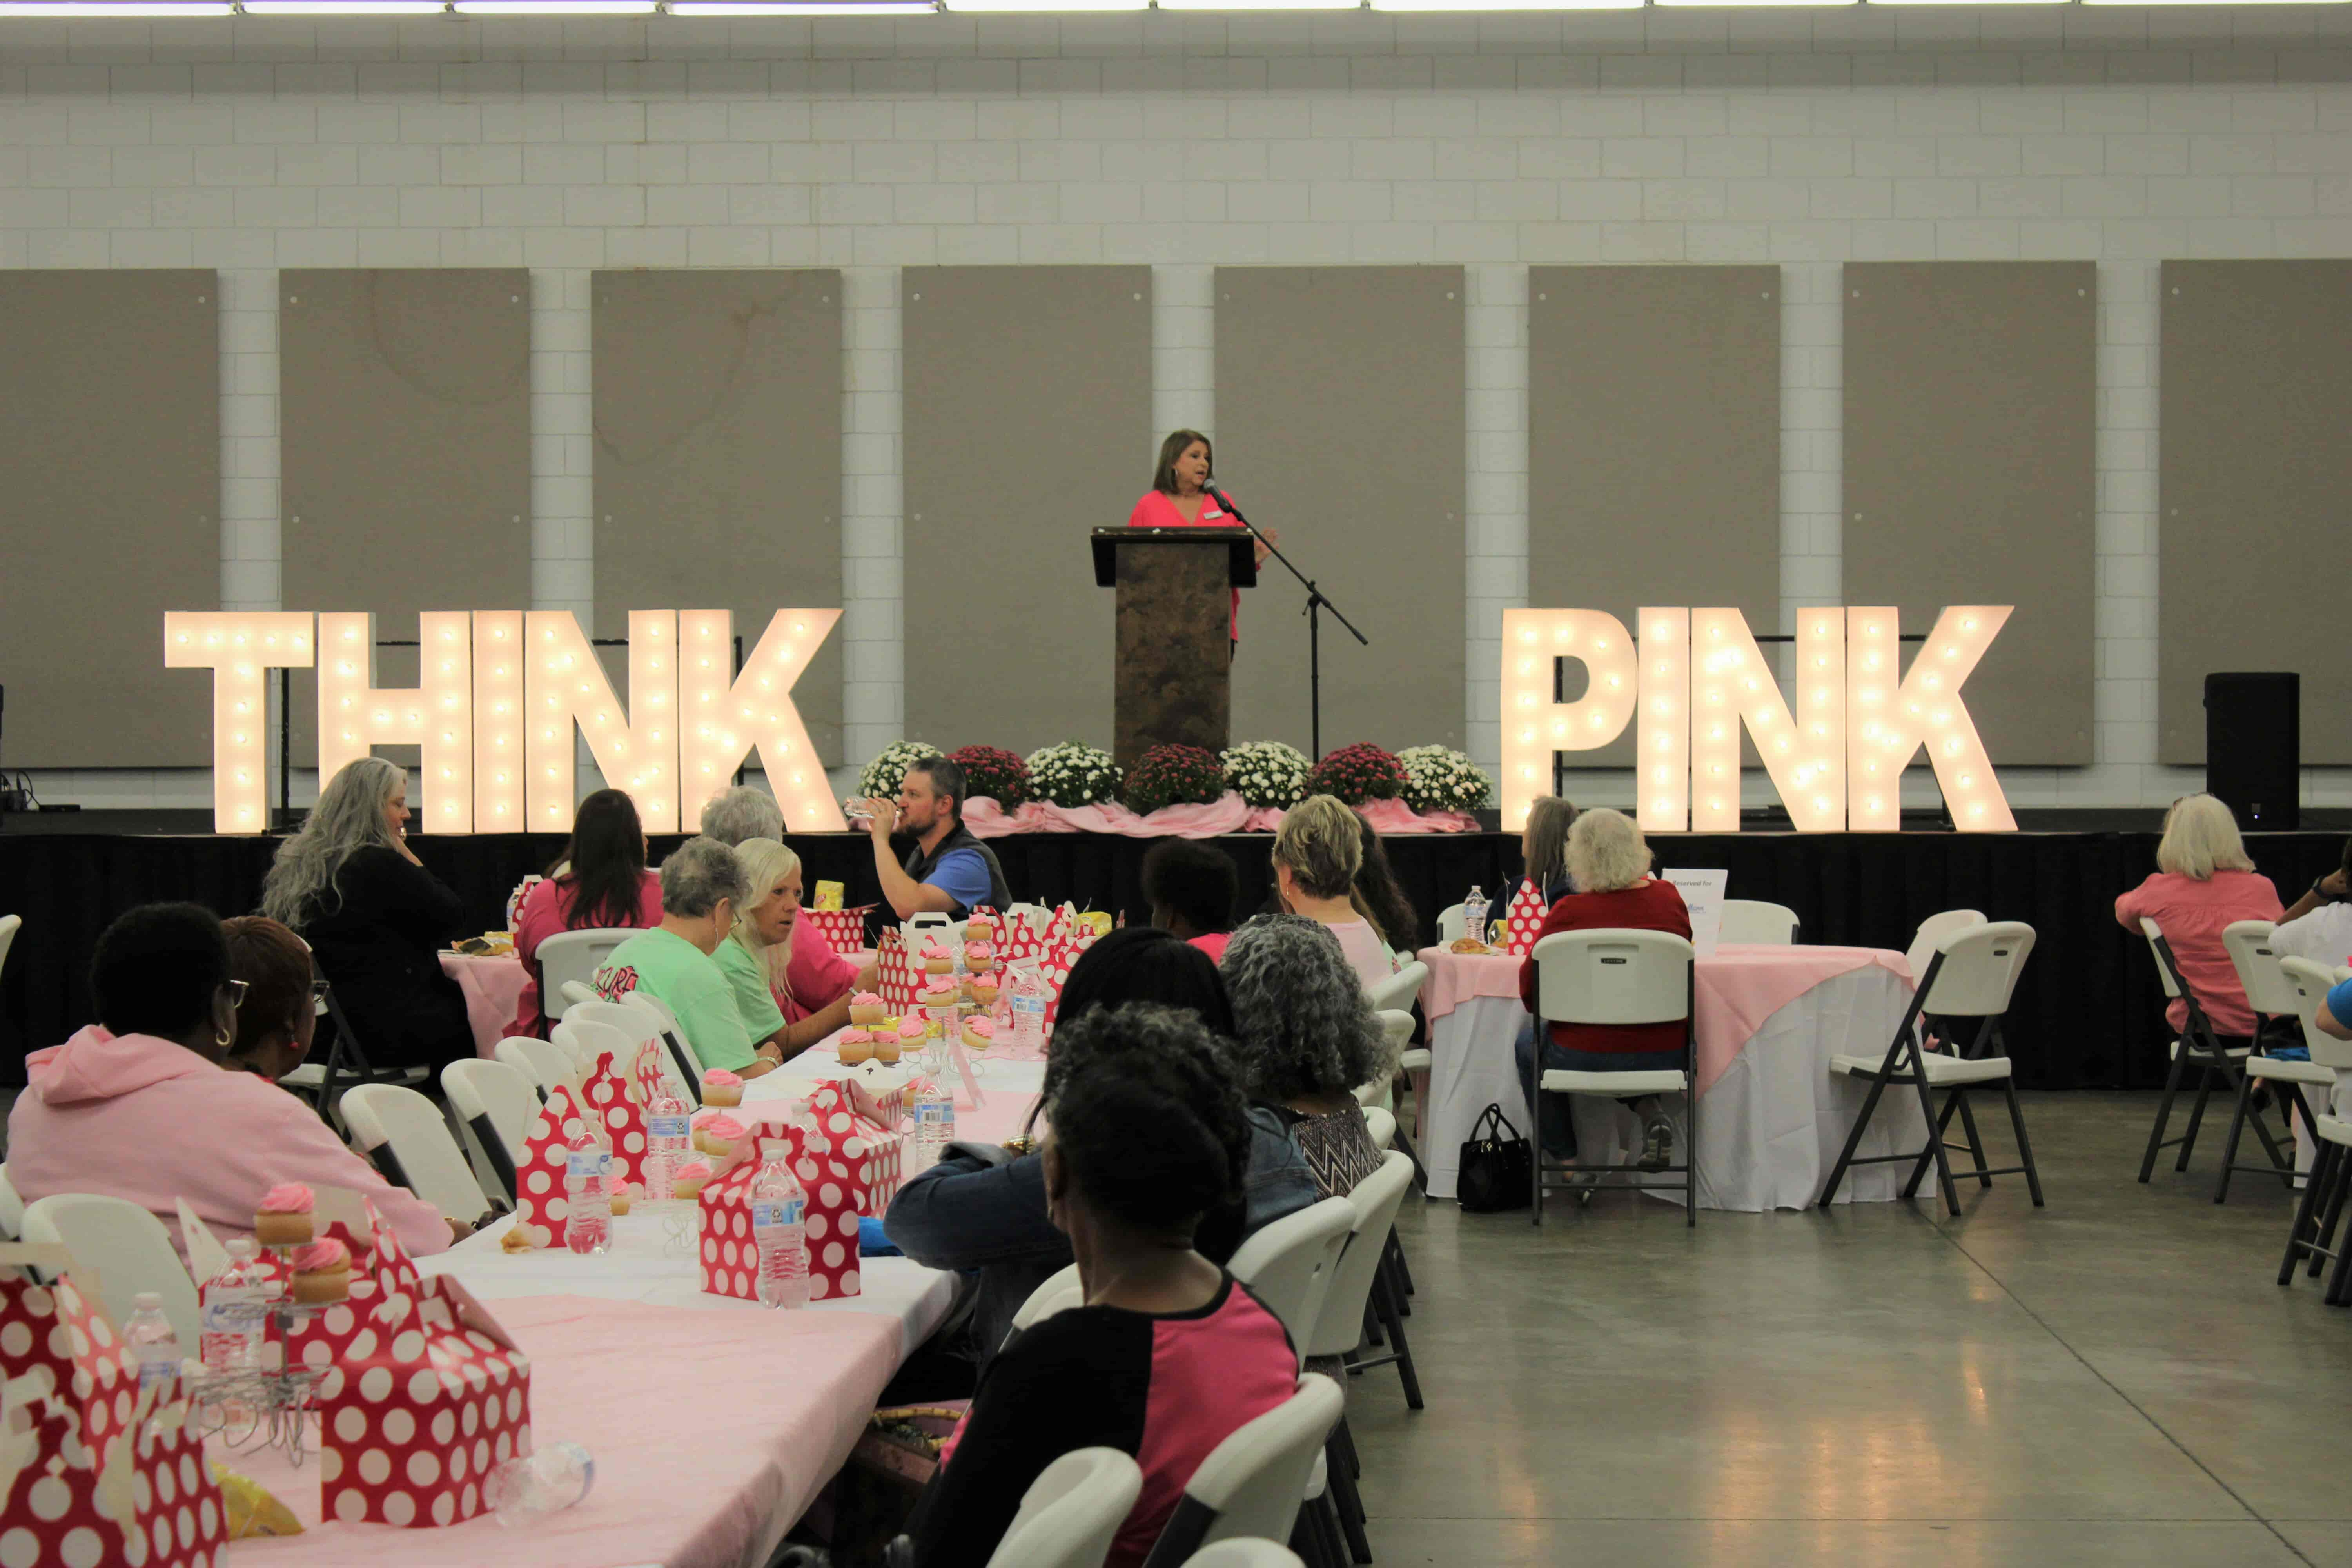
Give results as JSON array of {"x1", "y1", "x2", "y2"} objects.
[
  {"x1": 440, "y1": 953, "x2": 530, "y2": 1058},
  {"x1": 961, "y1": 792, "x2": 1478, "y2": 839}
]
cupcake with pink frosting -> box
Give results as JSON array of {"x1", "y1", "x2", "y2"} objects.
[
  {"x1": 255, "y1": 1183, "x2": 315, "y2": 1247},
  {"x1": 964, "y1": 941, "x2": 996, "y2": 970},
  {"x1": 961, "y1": 1015, "x2": 996, "y2": 1053},
  {"x1": 849, "y1": 991, "x2": 888, "y2": 1027},
  {"x1": 291, "y1": 1238, "x2": 350, "y2": 1303},
  {"x1": 701, "y1": 1067, "x2": 744, "y2": 1108},
  {"x1": 838, "y1": 1028, "x2": 876, "y2": 1066},
  {"x1": 968, "y1": 971, "x2": 1001, "y2": 1007},
  {"x1": 918, "y1": 975, "x2": 959, "y2": 1007},
  {"x1": 921, "y1": 940, "x2": 954, "y2": 975},
  {"x1": 694, "y1": 1113, "x2": 747, "y2": 1161},
  {"x1": 964, "y1": 915, "x2": 996, "y2": 942},
  {"x1": 671, "y1": 1161, "x2": 714, "y2": 1200}
]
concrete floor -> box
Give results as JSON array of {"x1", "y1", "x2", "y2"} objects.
[{"x1": 1351, "y1": 1092, "x2": 2352, "y2": 1568}]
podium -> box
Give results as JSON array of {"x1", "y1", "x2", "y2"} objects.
[{"x1": 1091, "y1": 527, "x2": 1256, "y2": 771}]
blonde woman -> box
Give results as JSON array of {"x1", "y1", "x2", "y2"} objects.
[
  {"x1": 1270, "y1": 794, "x2": 1393, "y2": 989},
  {"x1": 259, "y1": 757, "x2": 474, "y2": 1073},
  {"x1": 717, "y1": 837, "x2": 877, "y2": 1063},
  {"x1": 2115, "y1": 793, "x2": 2282, "y2": 1044},
  {"x1": 1513, "y1": 809, "x2": 1693, "y2": 1172}
]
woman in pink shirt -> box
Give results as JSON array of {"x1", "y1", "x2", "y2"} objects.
[
  {"x1": 2115, "y1": 793, "x2": 2283, "y2": 1042},
  {"x1": 1270, "y1": 795, "x2": 1396, "y2": 989},
  {"x1": 511, "y1": 788, "x2": 663, "y2": 1036},
  {"x1": 1126, "y1": 430, "x2": 1274, "y2": 644},
  {"x1": 8, "y1": 904, "x2": 453, "y2": 1264}
]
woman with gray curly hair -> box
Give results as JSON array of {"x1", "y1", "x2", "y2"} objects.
[
  {"x1": 1222, "y1": 914, "x2": 1392, "y2": 1198},
  {"x1": 590, "y1": 837, "x2": 777, "y2": 1077}
]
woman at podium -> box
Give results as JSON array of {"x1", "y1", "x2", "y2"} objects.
[{"x1": 1127, "y1": 429, "x2": 1273, "y2": 644}]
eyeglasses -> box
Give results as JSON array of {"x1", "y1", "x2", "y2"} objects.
[
  {"x1": 312, "y1": 980, "x2": 332, "y2": 1002},
  {"x1": 225, "y1": 979, "x2": 250, "y2": 1007}
]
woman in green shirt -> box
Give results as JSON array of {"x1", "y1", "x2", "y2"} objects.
[
  {"x1": 715, "y1": 836, "x2": 862, "y2": 1067},
  {"x1": 590, "y1": 837, "x2": 778, "y2": 1078}
]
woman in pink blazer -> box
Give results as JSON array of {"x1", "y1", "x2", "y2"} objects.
[{"x1": 1127, "y1": 430, "x2": 1275, "y2": 645}]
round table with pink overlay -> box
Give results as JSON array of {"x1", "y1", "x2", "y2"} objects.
[{"x1": 1415, "y1": 942, "x2": 1932, "y2": 1210}]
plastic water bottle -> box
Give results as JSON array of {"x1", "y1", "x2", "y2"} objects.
[
  {"x1": 486, "y1": 1441, "x2": 595, "y2": 1527},
  {"x1": 124, "y1": 1294, "x2": 180, "y2": 1395},
  {"x1": 200, "y1": 1237, "x2": 270, "y2": 1376},
  {"x1": 643, "y1": 1086, "x2": 690, "y2": 1203},
  {"x1": 911, "y1": 1061, "x2": 956, "y2": 1170},
  {"x1": 564, "y1": 1129, "x2": 611, "y2": 1255},
  {"x1": 1462, "y1": 885, "x2": 1490, "y2": 948},
  {"x1": 1007, "y1": 960, "x2": 1048, "y2": 1053},
  {"x1": 750, "y1": 1138, "x2": 809, "y2": 1310}
]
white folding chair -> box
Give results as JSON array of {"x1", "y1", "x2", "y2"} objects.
[
  {"x1": 622, "y1": 990, "x2": 708, "y2": 1099},
  {"x1": 985, "y1": 1447, "x2": 1143, "y2": 1568},
  {"x1": 1008, "y1": 1263, "x2": 1087, "y2": 1343},
  {"x1": 1354, "y1": 1010, "x2": 1428, "y2": 1196},
  {"x1": 1225, "y1": 1198, "x2": 1354, "y2": 1358},
  {"x1": 0, "y1": 914, "x2": 19, "y2": 984},
  {"x1": 1138, "y1": 1375, "x2": 1344, "y2": 1568},
  {"x1": 1528, "y1": 929, "x2": 1696, "y2": 1226},
  {"x1": 1361, "y1": 1107, "x2": 1395, "y2": 1151},
  {"x1": 1365, "y1": 962, "x2": 1425, "y2": 1016},
  {"x1": 278, "y1": 978, "x2": 430, "y2": 1132},
  {"x1": 341, "y1": 1084, "x2": 494, "y2": 1224},
  {"x1": 1819, "y1": 922, "x2": 2043, "y2": 1218},
  {"x1": 560, "y1": 980, "x2": 598, "y2": 1009},
  {"x1": 1182, "y1": 1544, "x2": 1304, "y2": 1568},
  {"x1": 20, "y1": 1194, "x2": 200, "y2": 1351},
  {"x1": 0, "y1": 1165, "x2": 22, "y2": 1241},
  {"x1": 1719, "y1": 898, "x2": 1800, "y2": 945},
  {"x1": 1905, "y1": 909, "x2": 1987, "y2": 982},
  {"x1": 443, "y1": 1059, "x2": 539, "y2": 1207},
  {"x1": 495, "y1": 1035, "x2": 580, "y2": 1100},
  {"x1": 2214, "y1": 919, "x2": 2328, "y2": 1204},
  {"x1": 1434, "y1": 904, "x2": 1466, "y2": 944},
  {"x1": 2274, "y1": 957, "x2": 2352, "y2": 1298},
  {"x1": 2136, "y1": 916, "x2": 2278, "y2": 1185},
  {"x1": 534, "y1": 928, "x2": 637, "y2": 1027}
]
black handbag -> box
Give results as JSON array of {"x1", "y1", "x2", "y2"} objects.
[{"x1": 1457, "y1": 1102, "x2": 1533, "y2": 1212}]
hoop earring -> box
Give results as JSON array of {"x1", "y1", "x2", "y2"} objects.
[{"x1": 215, "y1": 1027, "x2": 233, "y2": 1048}]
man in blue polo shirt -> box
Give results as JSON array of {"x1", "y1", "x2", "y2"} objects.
[{"x1": 860, "y1": 755, "x2": 1013, "y2": 944}]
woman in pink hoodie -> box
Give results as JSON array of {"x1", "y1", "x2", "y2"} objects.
[{"x1": 7, "y1": 903, "x2": 452, "y2": 1262}]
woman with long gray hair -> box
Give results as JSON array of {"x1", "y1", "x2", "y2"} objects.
[
  {"x1": 1221, "y1": 914, "x2": 1393, "y2": 1199},
  {"x1": 258, "y1": 757, "x2": 475, "y2": 1073}
]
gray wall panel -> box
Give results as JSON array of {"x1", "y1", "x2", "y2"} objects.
[
  {"x1": 593, "y1": 269, "x2": 843, "y2": 766},
  {"x1": 1215, "y1": 266, "x2": 1466, "y2": 757},
  {"x1": 2158, "y1": 260, "x2": 2352, "y2": 766},
  {"x1": 281, "y1": 269, "x2": 532, "y2": 758},
  {"x1": 902, "y1": 265, "x2": 1152, "y2": 759},
  {"x1": 1844, "y1": 261, "x2": 2097, "y2": 767},
  {"x1": 0, "y1": 271, "x2": 220, "y2": 767},
  {"x1": 1528, "y1": 265, "x2": 1781, "y2": 768}
]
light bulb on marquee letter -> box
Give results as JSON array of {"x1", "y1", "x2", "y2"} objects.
[
  {"x1": 1689, "y1": 609, "x2": 1846, "y2": 833},
  {"x1": 472, "y1": 611, "x2": 524, "y2": 832},
  {"x1": 165, "y1": 612, "x2": 314, "y2": 835},
  {"x1": 1846, "y1": 606, "x2": 2014, "y2": 833},
  {"x1": 1499, "y1": 609, "x2": 1637, "y2": 835},
  {"x1": 1635, "y1": 608, "x2": 1689, "y2": 833},
  {"x1": 522, "y1": 610, "x2": 681, "y2": 834},
  {"x1": 678, "y1": 610, "x2": 848, "y2": 833},
  {"x1": 315, "y1": 612, "x2": 475, "y2": 834}
]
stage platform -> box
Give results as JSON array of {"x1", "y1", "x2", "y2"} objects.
[{"x1": 4, "y1": 809, "x2": 2348, "y2": 1091}]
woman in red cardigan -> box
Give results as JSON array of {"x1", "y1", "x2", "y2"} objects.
[{"x1": 1514, "y1": 809, "x2": 1692, "y2": 1173}]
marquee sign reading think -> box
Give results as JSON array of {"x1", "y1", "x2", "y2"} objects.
[
  {"x1": 1501, "y1": 606, "x2": 2016, "y2": 835},
  {"x1": 164, "y1": 609, "x2": 845, "y2": 837}
]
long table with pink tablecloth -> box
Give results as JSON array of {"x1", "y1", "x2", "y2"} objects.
[{"x1": 1415, "y1": 943, "x2": 1931, "y2": 1211}]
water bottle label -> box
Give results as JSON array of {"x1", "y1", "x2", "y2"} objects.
[
  {"x1": 566, "y1": 1150, "x2": 603, "y2": 1181},
  {"x1": 751, "y1": 1198, "x2": 804, "y2": 1229},
  {"x1": 138, "y1": 1359, "x2": 177, "y2": 1393},
  {"x1": 596, "y1": 1150, "x2": 613, "y2": 1179},
  {"x1": 647, "y1": 1114, "x2": 689, "y2": 1139},
  {"x1": 914, "y1": 1102, "x2": 951, "y2": 1127}
]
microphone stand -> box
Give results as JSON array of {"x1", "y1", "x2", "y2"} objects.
[{"x1": 1206, "y1": 485, "x2": 1368, "y2": 761}]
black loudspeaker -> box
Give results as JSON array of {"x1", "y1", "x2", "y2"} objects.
[{"x1": 2205, "y1": 673, "x2": 2300, "y2": 830}]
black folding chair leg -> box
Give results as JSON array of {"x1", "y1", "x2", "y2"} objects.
[
  {"x1": 2214, "y1": 1069, "x2": 2260, "y2": 1203},
  {"x1": 2280, "y1": 1142, "x2": 2337, "y2": 1286},
  {"x1": 2001, "y1": 1079, "x2": 2045, "y2": 1206},
  {"x1": 1323, "y1": 1432, "x2": 1372, "y2": 1563},
  {"x1": 2138, "y1": 1041, "x2": 2194, "y2": 1182},
  {"x1": 1903, "y1": 1091, "x2": 1965, "y2": 1202},
  {"x1": 2325, "y1": 1220, "x2": 2352, "y2": 1308},
  {"x1": 2315, "y1": 1151, "x2": 2352, "y2": 1280},
  {"x1": 1385, "y1": 1229, "x2": 1415, "y2": 1299},
  {"x1": 2176, "y1": 1065, "x2": 2225, "y2": 1173},
  {"x1": 1372, "y1": 1270, "x2": 1424, "y2": 1412},
  {"x1": 1952, "y1": 1092, "x2": 1993, "y2": 1188},
  {"x1": 1819, "y1": 1069, "x2": 1893, "y2": 1208},
  {"x1": 1906, "y1": 1059, "x2": 1962, "y2": 1218},
  {"x1": 1389, "y1": 1119, "x2": 1430, "y2": 1196}
]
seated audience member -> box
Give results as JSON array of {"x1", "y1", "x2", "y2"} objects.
[
  {"x1": 699, "y1": 783, "x2": 785, "y2": 848},
  {"x1": 718, "y1": 837, "x2": 880, "y2": 1062},
  {"x1": 2271, "y1": 835, "x2": 2352, "y2": 970},
  {"x1": 221, "y1": 915, "x2": 319, "y2": 1082},
  {"x1": 1141, "y1": 838, "x2": 1240, "y2": 962},
  {"x1": 1351, "y1": 812, "x2": 1423, "y2": 960},
  {"x1": 1514, "y1": 809, "x2": 1694, "y2": 1173},
  {"x1": 7, "y1": 904, "x2": 453, "y2": 1261},
  {"x1": 1270, "y1": 794, "x2": 1394, "y2": 989},
  {"x1": 1223, "y1": 915, "x2": 1393, "y2": 1198},
  {"x1": 261, "y1": 756, "x2": 475, "y2": 1074},
  {"x1": 904, "y1": 1003, "x2": 1300, "y2": 1568},
  {"x1": 2114, "y1": 793, "x2": 2283, "y2": 1047},
  {"x1": 858, "y1": 756, "x2": 1013, "y2": 946},
  {"x1": 511, "y1": 788, "x2": 662, "y2": 1037},
  {"x1": 884, "y1": 928, "x2": 1316, "y2": 1379},
  {"x1": 1499, "y1": 794, "x2": 1579, "y2": 924},
  {"x1": 592, "y1": 837, "x2": 772, "y2": 1077}
]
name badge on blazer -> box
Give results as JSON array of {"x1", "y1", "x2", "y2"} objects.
[{"x1": 1204, "y1": 508, "x2": 1226, "y2": 520}]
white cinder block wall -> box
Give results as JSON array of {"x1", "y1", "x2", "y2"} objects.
[{"x1": 5, "y1": 10, "x2": 2351, "y2": 817}]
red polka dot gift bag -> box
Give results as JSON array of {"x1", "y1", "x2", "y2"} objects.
[
  {"x1": 581, "y1": 1047, "x2": 651, "y2": 1191},
  {"x1": 697, "y1": 1089, "x2": 904, "y2": 1305},
  {"x1": 0, "y1": 1242, "x2": 229, "y2": 1568},
  {"x1": 874, "y1": 928, "x2": 919, "y2": 1014},
  {"x1": 511, "y1": 1083, "x2": 597, "y2": 1251},
  {"x1": 1503, "y1": 881, "x2": 1550, "y2": 957}
]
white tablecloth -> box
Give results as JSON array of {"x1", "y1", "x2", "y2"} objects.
[{"x1": 1423, "y1": 968, "x2": 1930, "y2": 1210}]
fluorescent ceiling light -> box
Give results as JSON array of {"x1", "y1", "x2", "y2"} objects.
[
  {"x1": 945, "y1": 0, "x2": 1142, "y2": 11},
  {"x1": 453, "y1": 0, "x2": 653, "y2": 12},
  {"x1": 242, "y1": 0, "x2": 447, "y2": 11},
  {"x1": 1653, "y1": 0, "x2": 1856, "y2": 7},
  {"x1": 1155, "y1": 0, "x2": 1359, "y2": 10},
  {"x1": 1376, "y1": 0, "x2": 1642, "y2": 9},
  {"x1": 2084, "y1": 0, "x2": 2339, "y2": 5},
  {"x1": 1870, "y1": 0, "x2": 2061, "y2": 6},
  {"x1": 666, "y1": 0, "x2": 933, "y2": 11},
  {"x1": 0, "y1": 1, "x2": 234, "y2": 12}
]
